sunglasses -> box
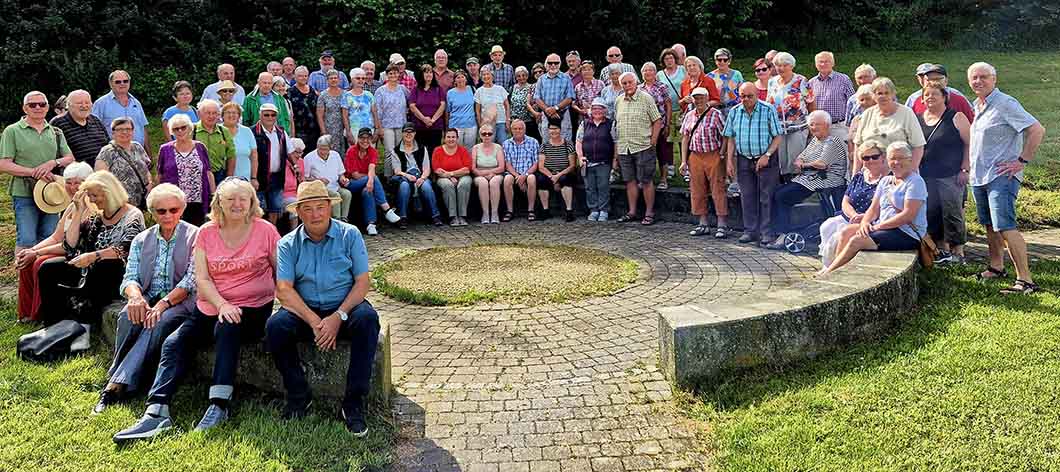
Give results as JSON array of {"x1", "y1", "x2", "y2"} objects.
[
  {"x1": 222, "y1": 175, "x2": 249, "y2": 184},
  {"x1": 607, "y1": 54, "x2": 621, "y2": 58},
  {"x1": 738, "y1": 94, "x2": 757, "y2": 99},
  {"x1": 261, "y1": 112, "x2": 277, "y2": 117},
  {"x1": 171, "y1": 126, "x2": 188, "y2": 132},
  {"x1": 480, "y1": 132, "x2": 493, "y2": 137},
  {"x1": 567, "y1": 50, "x2": 580, "y2": 57},
  {"x1": 862, "y1": 154, "x2": 883, "y2": 161},
  {"x1": 26, "y1": 102, "x2": 49, "y2": 109},
  {"x1": 58, "y1": 267, "x2": 89, "y2": 290},
  {"x1": 546, "y1": 61, "x2": 560, "y2": 66},
  {"x1": 754, "y1": 67, "x2": 770, "y2": 73},
  {"x1": 219, "y1": 89, "x2": 235, "y2": 94},
  {"x1": 113, "y1": 79, "x2": 130, "y2": 84},
  {"x1": 715, "y1": 57, "x2": 731, "y2": 62},
  {"x1": 154, "y1": 207, "x2": 181, "y2": 215}
]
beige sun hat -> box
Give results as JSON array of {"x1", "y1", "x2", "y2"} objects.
[
  {"x1": 285, "y1": 180, "x2": 341, "y2": 213},
  {"x1": 33, "y1": 176, "x2": 70, "y2": 214}
]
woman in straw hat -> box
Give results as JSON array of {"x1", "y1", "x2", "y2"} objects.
[
  {"x1": 15, "y1": 162, "x2": 93, "y2": 322},
  {"x1": 36, "y1": 170, "x2": 145, "y2": 325}
]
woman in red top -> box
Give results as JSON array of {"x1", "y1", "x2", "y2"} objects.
[
  {"x1": 432, "y1": 128, "x2": 473, "y2": 226},
  {"x1": 343, "y1": 128, "x2": 400, "y2": 235},
  {"x1": 678, "y1": 56, "x2": 721, "y2": 112}
]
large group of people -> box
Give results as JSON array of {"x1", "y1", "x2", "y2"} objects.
[{"x1": 0, "y1": 43, "x2": 1047, "y2": 441}]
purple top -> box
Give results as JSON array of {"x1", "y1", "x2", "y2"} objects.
[
  {"x1": 410, "y1": 85, "x2": 446, "y2": 130},
  {"x1": 157, "y1": 140, "x2": 212, "y2": 213}
]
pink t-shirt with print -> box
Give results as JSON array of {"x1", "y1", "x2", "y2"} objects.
[{"x1": 195, "y1": 218, "x2": 280, "y2": 315}]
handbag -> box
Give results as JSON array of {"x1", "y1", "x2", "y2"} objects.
[
  {"x1": 17, "y1": 320, "x2": 90, "y2": 363},
  {"x1": 885, "y1": 185, "x2": 937, "y2": 268}
]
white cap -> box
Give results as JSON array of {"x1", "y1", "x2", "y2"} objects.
[
  {"x1": 389, "y1": 53, "x2": 405, "y2": 64},
  {"x1": 690, "y1": 87, "x2": 709, "y2": 97}
]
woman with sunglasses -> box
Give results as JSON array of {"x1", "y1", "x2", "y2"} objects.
[
  {"x1": 37, "y1": 170, "x2": 145, "y2": 326},
  {"x1": 752, "y1": 58, "x2": 772, "y2": 101},
  {"x1": 92, "y1": 183, "x2": 199, "y2": 415},
  {"x1": 707, "y1": 48, "x2": 744, "y2": 114},
  {"x1": 156, "y1": 113, "x2": 215, "y2": 225},
  {"x1": 818, "y1": 140, "x2": 889, "y2": 267},
  {"x1": 471, "y1": 124, "x2": 507, "y2": 224},
  {"x1": 95, "y1": 117, "x2": 153, "y2": 209}
]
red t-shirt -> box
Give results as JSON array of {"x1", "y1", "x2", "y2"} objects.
[
  {"x1": 431, "y1": 146, "x2": 472, "y2": 173},
  {"x1": 679, "y1": 75, "x2": 721, "y2": 105},
  {"x1": 344, "y1": 145, "x2": 378, "y2": 176},
  {"x1": 910, "y1": 92, "x2": 975, "y2": 123}
]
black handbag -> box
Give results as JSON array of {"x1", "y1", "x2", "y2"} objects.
[{"x1": 16, "y1": 320, "x2": 90, "y2": 363}]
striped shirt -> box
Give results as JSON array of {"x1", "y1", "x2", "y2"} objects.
[
  {"x1": 807, "y1": 72, "x2": 855, "y2": 123},
  {"x1": 615, "y1": 90, "x2": 661, "y2": 154},
  {"x1": 791, "y1": 136, "x2": 848, "y2": 191},
  {"x1": 503, "y1": 136, "x2": 540, "y2": 174},
  {"x1": 50, "y1": 114, "x2": 108, "y2": 167},
  {"x1": 539, "y1": 140, "x2": 574, "y2": 173},
  {"x1": 680, "y1": 107, "x2": 725, "y2": 153},
  {"x1": 722, "y1": 101, "x2": 782, "y2": 158}
]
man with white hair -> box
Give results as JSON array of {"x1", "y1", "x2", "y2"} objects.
[
  {"x1": 309, "y1": 50, "x2": 349, "y2": 92},
  {"x1": 532, "y1": 53, "x2": 576, "y2": 140},
  {"x1": 202, "y1": 64, "x2": 247, "y2": 106},
  {"x1": 382, "y1": 53, "x2": 417, "y2": 91},
  {"x1": 281, "y1": 57, "x2": 297, "y2": 85},
  {"x1": 50, "y1": 90, "x2": 108, "y2": 167},
  {"x1": 807, "y1": 51, "x2": 855, "y2": 140},
  {"x1": 966, "y1": 62, "x2": 1046, "y2": 294},
  {"x1": 92, "y1": 70, "x2": 151, "y2": 154},
  {"x1": 433, "y1": 49, "x2": 455, "y2": 90},
  {"x1": 845, "y1": 63, "x2": 877, "y2": 126},
  {"x1": 671, "y1": 43, "x2": 687, "y2": 64},
  {"x1": 193, "y1": 99, "x2": 235, "y2": 184},
  {"x1": 599, "y1": 46, "x2": 636, "y2": 81},
  {"x1": 614, "y1": 71, "x2": 662, "y2": 225},
  {"x1": 267, "y1": 61, "x2": 283, "y2": 78},
  {"x1": 1, "y1": 91, "x2": 76, "y2": 250},
  {"x1": 361, "y1": 60, "x2": 384, "y2": 91}
]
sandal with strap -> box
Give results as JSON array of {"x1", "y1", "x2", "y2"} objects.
[
  {"x1": 1000, "y1": 279, "x2": 1040, "y2": 295},
  {"x1": 975, "y1": 266, "x2": 1007, "y2": 281},
  {"x1": 527, "y1": 212, "x2": 536, "y2": 221},
  {"x1": 689, "y1": 225, "x2": 710, "y2": 236},
  {"x1": 641, "y1": 215, "x2": 656, "y2": 226},
  {"x1": 617, "y1": 214, "x2": 637, "y2": 223},
  {"x1": 501, "y1": 211, "x2": 513, "y2": 222}
]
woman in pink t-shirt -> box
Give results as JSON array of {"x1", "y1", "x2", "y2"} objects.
[{"x1": 190, "y1": 177, "x2": 280, "y2": 429}]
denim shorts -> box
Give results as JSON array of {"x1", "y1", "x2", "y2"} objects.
[
  {"x1": 258, "y1": 173, "x2": 286, "y2": 214},
  {"x1": 972, "y1": 176, "x2": 1020, "y2": 232}
]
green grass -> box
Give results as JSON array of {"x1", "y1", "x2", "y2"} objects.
[
  {"x1": 0, "y1": 298, "x2": 396, "y2": 471},
  {"x1": 681, "y1": 260, "x2": 1060, "y2": 471}
]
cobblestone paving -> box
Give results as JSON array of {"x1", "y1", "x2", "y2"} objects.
[{"x1": 366, "y1": 219, "x2": 821, "y2": 471}]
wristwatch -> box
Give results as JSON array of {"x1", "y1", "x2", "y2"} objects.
[
  {"x1": 335, "y1": 309, "x2": 348, "y2": 321},
  {"x1": 1017, "y1": 157, "x2": 1030, "y2": 165},
  {"x1": 160, "y1": 296, "x2": 172, "y2": 308}
]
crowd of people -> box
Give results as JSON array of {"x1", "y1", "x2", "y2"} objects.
[{"x1": 0, "y1": 43, "x2": 1047, "y2": 441}]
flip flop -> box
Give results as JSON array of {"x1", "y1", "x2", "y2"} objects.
[{"x1": 501, "y1": 211, "x2": 513, "y2": 222}]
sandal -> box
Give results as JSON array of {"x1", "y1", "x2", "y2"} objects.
[
  {"x1": 689, "y1": 225, "x2": 709, "y2": 236},
  {"x1": 641, "y1": 215, "x2": 655, "y2": 226},
  {"x1": 1000, "y1": 279, "x2": 1039, "y2": 295},
  {"x1": 657, "y1": 181, "x2": 669, "y2": 191},
  {"x1": 617, "y1": 214, "x2": 637, "y2": 223},
  {"x1": 501, "y1": 211, "x2": 513, "y2": 222},
  {"x1": 975, "y1": 266, "x2": 1007, "y2": 281},
  {"x1": 527, "y1": 212, "x2": 536, "y2": 222}
]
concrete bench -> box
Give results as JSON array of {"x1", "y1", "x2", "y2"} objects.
[
  {"x1": 100, "y1": 302, "x2": 391, "y2": 406},
  {"x1": 658, "y1": 251, "x2": 919, "y2": 387}
]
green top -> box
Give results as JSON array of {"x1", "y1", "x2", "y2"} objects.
[
  {"x1": 194, "y1": 122, "x2": 236, "y2": 172},
  {"x1": 1, "y1": 118, "x2": 71, "y2": 197},
  {"x1": 242, "y1": 91, "x2": 292, "y2": 135}
]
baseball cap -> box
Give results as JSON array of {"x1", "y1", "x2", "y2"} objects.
[
  {"x1": 357, "y1": 127, "x2": 373, "y2": 138},
  {"x1": 690, "y1": 87, "x2": 709, "y2": 97},
  {"x1": 466, "y1": 56, "x2": 479, "y2": 65},
  {"x1": 590, "y1": 97, "x2": 607, "y2": 108},
  {"x1": 402, "y1": 122, "x2": 416, "y2": 132},
  {"x1": 320, "y1": 50, "x2": 334, "y2": 58},
  {"x1": 260, "y1": 103, "x2": 279, "y2": 113},
  {"x1": 389, "y1": 53, "x2": 405, "y2": 65}
]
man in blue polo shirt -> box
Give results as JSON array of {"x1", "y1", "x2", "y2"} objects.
[
  {"x1": 266, "y1": 180, "x2": 381, "y2": 437},
  {"x1": 92, "y1": 70, "x2": 151, "y2": 155},
  {"x1": 724, "y1": 82, "x2": 783, "y2": 245}
]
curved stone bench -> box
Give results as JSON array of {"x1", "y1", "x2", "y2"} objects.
[
  {"x1": 658, "y1": 251, "x2": 919, "y2": 387},
  {"x1": 100, "y1": 303, "x2": 391, "y2": 406}
]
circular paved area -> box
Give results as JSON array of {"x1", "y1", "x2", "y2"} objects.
[{"x1": 367, "y1": 219, "x2": 820, "y2": 471}]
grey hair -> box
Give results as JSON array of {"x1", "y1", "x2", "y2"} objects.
[
  {"x1": 217, "y1": 63, "x2": 234, "y2": 74},
  {"x1": 349, "y1": 67, "x2": 365, "y2": 79},
  {"x1": 108, "y1": 70, "x2": 130, "y2": 83},
  {"x1": 855, "y1": 84, "x2": 875, "y2": 99},
  {"x1": 807, "y1": 109, "x2": 832, "y2": 125},
  {"x1": 317, "y1": 135, "x2": 333, "y2": 147},
  {"x1": 640, "y1": 62, "x2": 657, "y2": 72},
  {"x1": 361, "y1": 60, "x2": 375, "y2": 68},
  {"x1": 197, "y1": 98, "x2": 221, "y2": 112},
  {"x1": 62, "y1": 161, "x2": 93, "y2": 180},
  {"x1": 267, "y1": 61, "x2": 281, "y2": 70},
  {"x1": 289, "y1": 137, "x2": 305, "y2": 152},
  {"x1": 167, "y1": 113, "x2": 193, "y2": 130},
  {"x1": 295, "y1": 65, "x2": 309, "y2": 75},
  {"x1": 23, "y1": 91, "x2": 47, "y2": 105},
  {"x1": 146, "y1": 183, "x2": 187, "y2": 210},
  {"x1": 684, "y1": 56, "x2": 704, "y2": 70},
  {"x1": 110, "y1": 116, "x2": 134, "y2": 131},
  {"x1": 854, "y1": 63, "x2": 877, "y2": 78},
  {"x1": 434, "y1": 49, "x2": 448, "y2": 58},
  {"x1": 515, "y1": 66, "x2": 528, "y2": 75},
  {"x1": 619, "y1": 71, "x2": 638, "y2": 83},
  {"x1": 871, "y1": 77, "x2": 898, "y2": 96},
  {"x1": 67, "y1": 89, "x2": 91, "y2": 102},
  {"x1": 773, "y1": 52, "x2": 796, "y2": 67},
  {"x1": 272, "y1": 76, "x2": 287, "y2": 86},
  {"x1": 886, "y1": 141, "x2": 912, "y2": 158},
  {"x1": 967, "y1": 62, "x2": 997, "y2": 78},
  {"x1": 325, "y1": 69, "x2": 341, "y2": 79}
]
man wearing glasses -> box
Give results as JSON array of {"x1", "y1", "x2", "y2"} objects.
[
  {"x1": 599, "y1": 46, "x2": 635, "y2": 82},
  {"x1": 252, "y1": 103, "x2": 300, "y2": 225},
  {"x1": 0, "y1": 91, "x2": 76, "y2": 250},
  {"x1": 532, "y1": 53, "x2": 576, "y2": 141},
  {"x1": 92, "y1": 70, "x2": 151, "y2": 156},
  {"x1": 723, "y1": 82, "x2": 783, "y2": 245},
  {"x1": 202, "y1": 64, "x2": 247, "y2": 106}
]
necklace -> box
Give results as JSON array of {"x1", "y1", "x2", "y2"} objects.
[{"x1": 104, "y1": 207, "x2": 121, "y2": 220}]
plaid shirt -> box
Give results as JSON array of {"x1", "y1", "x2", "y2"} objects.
[
  {"x1": 502, "y1": 136, "x2": 540, "y2": 174},
  {"x1": 482, "y1": 62, "x2": 515, "y2": 91},
  {"x1": 531, "y1": 72, "x2": 575, "y2": 108},
  {"x1": 397, "y1": 72, "x2": 418, "y2": 93},
  {"x1": 615, "y1": 90, "x2": 662, "y2": 154},
  {"x1": 575, "y1": 79, "x2": 606, "y2": 113},
  {"x1": 639, "y1": 80, "x2": 672, "y2": 128},
  {"x1": 120, "y1": 231, "x2": 197, "y2": 299},
  {"x1": 308, "y1": 69, "x2": 349, "y2": 92},
  {"x1": 807, "y1": 72, "x2": 855, "y2": 124},
  {"x1": 680, "y1": 106, "x2": 725, "y2": 153},
  {"x1": 722, "y1": 100, "x2": 782, "y2": 157}
]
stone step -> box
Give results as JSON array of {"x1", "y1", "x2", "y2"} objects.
[{"x1": 99, "y1": 302, "x2": 392, "y2": 406}]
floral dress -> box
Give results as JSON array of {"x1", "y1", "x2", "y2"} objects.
[
  {"x1": 638, "y1": 81, "x2": 671, "y2": 129},
  {"x1": 288, "y1": 85, "x2": 320, "y2": 146},
  {"x1": 318, "y1": 89, "x2": 349, "y2": 154},
  {"x1": 767, "y1": 73, "x2": 811, "y2": 131},
  {"x1": 510, "y1": 83, "x2": 535, "y2": 123},
  {"x1": 97, "y1": 142, "x2": 151, "y2": 208}
]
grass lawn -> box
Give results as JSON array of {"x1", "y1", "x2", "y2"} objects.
[
  {"x1": 681, "y1": 260, "x2": 1060, "y2": 471},
  {"x1": 0, "y1": 299, "x2": 396, "y2": 471}
]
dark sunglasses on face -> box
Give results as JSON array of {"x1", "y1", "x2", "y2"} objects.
[
  {"x1": 113, "y1": 79, "x2": 130, "y2": 84},
  {"x1": 171, "y1": 126, "x2": 188, "y2": 132},
  {"x1": 26, "y1": 102, "x2": 49, "y2": 109},
  {"x1": 716, "y1": 57, "x2": 730, "y2": 62},
  {"x1": 607, "y1": 54, "x2": 621, "y2": 58},
  {"x1": 739, "y1": 94, "x2": 757, "y2": 99},
  {"x1": 154, "y1": 207, "x2": 181, "y2": 215},
  {"x1": 261, "y1": 112, "x2": 277, "y2": 117},
  {"x1": 755, "y1": 67, "x2": 770, "y2": 73},
  {"x1": 862, "y1": 153, "x2": 883, "y2": 161},
  {"x1": 219, "y1": 89, "x2": 235, "y2": 94},
  {"x1": 481, "y1": 132, "x2": 493, "y2": 137},
  {"x1": 546, "y1": 61, "x2": 560, "y2": 66}
]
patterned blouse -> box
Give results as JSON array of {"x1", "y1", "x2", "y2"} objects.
[
  {"x1": 288, "y1": 85, "x2": 319, "y2": 139},
  {"x1": 317, "y1": 90, "x2": 349, "y2": 153},
  {"x1": 638, "y1": 80, "x2": 672, "y2": 128},
  {"x1": 575, "y1": 79, "x2": 606, "y2": 115},
  {"x1": 65, "y1": 207, "x2": 145, "y2": 262},
  {"x1": 791, "y1": 135, "x2": 848, "y2": 191},
  {"x1": 174, "y1": 146, "x2": 206, "y2": 203},
  {"x1": 510, "y1": 83, "x2": 536, "y2": 123},
  {"x1": 707, "y1": 69, "x2": 745, "y2": 108},
  {"x1": 96, "y1": 142, "x2": 150, "y2": 208},
  {"x1": 767, "y1": 73, "x2": 812, "y2": 131},
  {"x1": 599, "y1": 85, "x2": 624, "y2": 120}
]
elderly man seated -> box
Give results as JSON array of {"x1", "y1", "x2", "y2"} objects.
[{"x1": 266, "y1": 180, "x2": 381, "y2": 437}]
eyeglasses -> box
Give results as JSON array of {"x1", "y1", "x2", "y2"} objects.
[
  {"x1": 738, "y1": 94, "x2": 757, "y2": 99},
  {"x1": 261, "y1": 112, "x2": 277, "y2": 117},
  {"x1": 171, "y1": 126, "x2": 188, "y2": 132},
  {"x1": 26, "y1": 102, "x2": 49, "y2": 109},
  {"x1": 219, "y1": 89, "x2": 235, "y2": 94},
  {"x1": 113, "y1": 127, "x2": 134, "y2": 132},
  {"x1": 546, "y1": 61, "x2": 560, "y2": 66},
  {"x1": 113, "y1": 79, "x2": 130, "y2": 84},
  {"x1": 862, "y1": 154, "x2": 883, "y2": 161},
  {"x1": 480, "y1": 132, "x2": 493, "y2": 137},
  {"x1": 154, "y1": 207, "x2": 181, "y2": 215},
  {"x1": 715, "y1": 57, "x2": 731, "y2": 62},
  {"x1": 754, "y1": 67, "x2": 770, "y2": 73},
  {"x1": 58, "y1": 267, "x2": 89, "y2": 290},
  {"x1": 607, "y1": 53, "x2": 621, "y2": 58}
]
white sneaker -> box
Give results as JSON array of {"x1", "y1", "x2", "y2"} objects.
[
  {"x1": 490, "y1": 214, "x2": 500, "y2": 224},
  {"x1": 597, "y1": 211, "x2": 609, "y2": 221},
  {"x1": 383, "y1": 208, "x2": 401, "y2": 223},
  {"x1": 588, "y1": 211, "x2": 599, "y2": 221},
  {"x1": 481, "y1": 216, "x2": 490, "y2": 225},
  {"x1": 366, "y1": 224, "x2": 378, "y2": 236}
]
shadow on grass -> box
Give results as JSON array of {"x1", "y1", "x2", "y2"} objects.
[{"x1": 685, "y1": 259, "x2": 1060, "y2": 412}]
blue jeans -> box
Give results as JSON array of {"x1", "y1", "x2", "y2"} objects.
[
  {"x1": 973, "y1": 176, "x2": 1020, "y2": 232},
  {"x1": 13, "y1": 196, "x2": 59, "y2": 248},
  {"x1": 265, "y1": 301, "x2": 380, "y2": 408},
  {"x1": 257, "y1": 172, "x2": 285, "y2": 215},
  {"x1": 584, "y1": 164, "x2": 611, "y2": 212},
  {"x1": 108, "y1": 299, "x2": 194, "y2": 392},
  {"x1": 390, "y1": 173, "x2": 440, "y2": 218},
  {"x1": 492, "y1": 123, "x2": 508, "y2": 144},
  {"x1": 212, "y1": 169, "x2": 228, "y2": 188},
  {"x1": 345, "y1": 176, "x2": 388, "y2": 224},
  {"x1": 145, "y1": 303, "x2": 272, "y2": 405}
]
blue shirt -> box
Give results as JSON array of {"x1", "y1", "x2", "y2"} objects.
[
  {"x1": 447, "y1": 88, "x2": 477, "y2": 129},
  {"x1": 874, "y1": 173, "x2": 928, "y2": 240},
  {"x1": 722, "y1": 101, "x2": 782, "y2": 158},
  {"x1": 968, "y1": 88, "x2": 1038, "y2": 187},
  {"x1": 503, "y1": 136, "x2": 540, "y2": 174},
  {"x1": 309, "y1": 69, "x2": 350, "y2": 93},
  {"x1": 120, "y1": 230, "x2": 197, "y2": 298},
  {"x1": 162, "y1": 106, "x2": 200, "y2": 140},
  {"x1": 202, "y1": 81, "x2": 246, "y2": 107},
  {"x1": 233, "y1": 124, "x2": 256, "y2": 179},
  {"x1": 92, "y1": 91, "x2": 149, "y2": 145},
  {"x1": 277, "y1": 219, "x2": 370, "y2": 310},
  {"x1": 533, "y1": 73, "x2": 575, "y2": 108}
]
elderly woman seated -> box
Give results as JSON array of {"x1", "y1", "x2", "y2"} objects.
[
  {"x1": 818, "y1": 140, "x2": 889, "y2": 266},
  {"x1": 36, "y1": 171, "x2": 145, "y2": 325},
  {"x1": 765, "y1": 110, "x2": 849, "y2": 250},
  {"x1": 16, "y1": 162, "x2": 93, "y2": 322},
  {"x1": 92, "y1": 184, "x2": 199, "y2": 414},
  {"x1": 818, "y1": 142, "x2": 927, "y2": 276}
]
